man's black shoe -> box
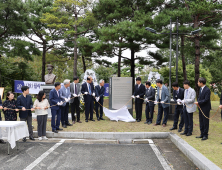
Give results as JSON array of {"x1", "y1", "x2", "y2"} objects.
[
  {"x1": 23, "y1": 137, "x2": 27, "y2": 142},
  {"x1": 137, "y1": 120, "x2": 141, "y2": 122},
  {"x1": 178, "y1": 129, "x2": 182, "y2": 132},
  {"x1": 180, "y1": 132, "x2": 187, "y2": 135},
  {"x1": 170, "y1": 127, "x2": 177, "y2": 130},
  {"x1": 100, "y1": 118, "x2": 105, "y2": 120},
  {"x1": 201, "y1": 136, "x2": 208, "y2": 140},
  {"x1": 97, "y1": 118, "x2": 100, "y2": 121},
  {"x1": 144, "y1": 121, "x2": 148, "y2": 124},
  {"x1": 29, "y1": 137, "x2": 35, "y2": 141},
  {"x1": 66, "y1": 122, "x2": 73, "y2": 126},
  {"x1": 56, "y1": 128, "x2": 63, "y2": 131},
  {"x1": 62, "y1": 124, "x2": 67, "y2": 128},
  {"x1": 186, "y1": 133, "x2": 192, "y2": 136},
  {"x1": 196, "y1": 135, "x2": 203, "y2": 138},
  {"x1": 90, "y1": 119, "x2": 95, "y2": 121},
  {"x1": 148, "y1": 122, "x2": 152, "y2": 125},
  {"x1": 52, "y1": 130, "x2": 58, "y2": 133},
  {"x1": 85, "y1": 120, "x2": 88, "y2": 122}
]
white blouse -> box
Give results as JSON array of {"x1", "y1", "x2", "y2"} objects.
[{"x1": 33, "y1": 99, "x2": 50, "y2": 116}]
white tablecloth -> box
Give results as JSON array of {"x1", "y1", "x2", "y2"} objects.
[{"x1": 0, "y1": 121, "x2": 29, "y2": 149}]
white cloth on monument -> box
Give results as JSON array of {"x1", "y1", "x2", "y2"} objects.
[
  {"x1": 103, "y1": 106, "x2": 136, "y2": 122},
  {"x1": 0, "y1": 121, "x2": 29, "y2": 149}
]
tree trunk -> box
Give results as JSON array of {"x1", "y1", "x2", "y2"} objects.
[
  {"x1": 73, "y1": 5, "x2": 78, "y2": 77},
  {"x1": 131, "y1": 48, "x2": 135, "y2": 86},
  {"x1": 117, "y1": 46, "x2": 121, "y2": 77},
  {"x1": 181, "y1": 35, "x2": 187, "y2": 81},
  {"x1": 194, "y1": 15, "x2": 200, "y2": 98},
  {"x1": 41, "y1": 43, "x2": 46, "y2": 82},
  {"x1": 82, "y1": 56, "x2": 86, "y2": 72}
]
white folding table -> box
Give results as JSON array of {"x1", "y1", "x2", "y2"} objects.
[{"x1": 0, "y1": 121, "x2": 29, "y2": 154}]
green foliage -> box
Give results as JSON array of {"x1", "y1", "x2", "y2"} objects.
[{"x1": 94, "y1": 66, "x2": 115, "y2": 83}]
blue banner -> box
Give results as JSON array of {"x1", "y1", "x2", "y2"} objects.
[
  {"x1": 14, "y1": 80, "x2": 45, "y2": 94},
  {"x1": 104, "y1": 83, "x2": 109, "y2": 96}
]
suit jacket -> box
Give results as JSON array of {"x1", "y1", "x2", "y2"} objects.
[
  {"x1": 133, "y1": 84, "x2": 146, "y2": 103},
  {"x1": 156, "y1": 85, "x2": 170, "y2": 108},
  {"x1": 81, "y1": 82, "x2": 95, "y2": 103},
  {"x1": 184, "y1": 87, "x2": 197, "y2": 113},
  {"x1": 197, "y1": 86, "x2": 211, "y2": 113},
  {"x1": 70, "y1": 82, "x2": 81, "y2": 103},
  {"x1": 49, "y1": 88, "x2": 62, "y2": 110},
  {"x1": 173, "y1": 87, "x2": 184, "y2": 109},
  {"x1": 59, "y1": 85, "x2": 71, "y2": 107},
  {"x1": 95, "y1": 85, "x2": 105, "y2": 102},
  {"x1": 16, "y1": 94, "x2": 33, "y2": 118},
  {"x1": 144, "y1": 86, "x2": 155, "y2": 107}
]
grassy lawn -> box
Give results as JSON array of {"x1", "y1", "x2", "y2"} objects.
[{"x1": 2, "y1": 99, "x2": 222, "y2": 168}]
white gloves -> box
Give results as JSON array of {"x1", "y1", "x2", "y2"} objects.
[
  {"x1": 177, "y1": 99, "x2": 181, "y2": 103},
  {"x1": 154, "y1": 101, "x2": 157, "y2": 105},
  {"x1": 73, "y1": 94, "x2": 77, "y2": 97},
  {"x1": 65, "y1": 98, "x2": 69, "y2": 102},
  {"x1": 84, "y1": 92, "x2": 88, "y2": 95},
  {"x1": 131, "y1": 95, "x2": 135, "y2": 98},
  {"x1": 181, "y1": 100, "x2": 185, "y2": 104},
  {"x1": 92, "y1": 93, "x2": 95, "y2": 97},
  {"x1": 136, "y1": 95, "x2": 140, "y2": 98},
  {"x1": 145, "y1": 98, "x2": 149, "y2": 103},
  {"x1": 161, "y1": 101, "x2": 164, "y2": 104},
  {"x1": 177, "y1": 102, "x2": 182, "y2": 105},
  {"x1": 57, "y1": 101, "x2": 63, "y2": 106},
  {"x1": 78, "y1": 94, "x2": 81, "y2": 97},
  {"x1": 96, "y1": 97, "x2": 100, "y2": 102}
]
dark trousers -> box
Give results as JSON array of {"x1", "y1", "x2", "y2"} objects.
[
  {"x1": 95, "y1": 100, "x2": 103, "y2": 118},
  {"x1": 71, "y1": 98, "x2": 80, "y2": 121},
  {"x1": 173, "y1": 107, "x2": 184, "y2": 129},
  {"x1": 37, "y1": 115, "x2": 47, "y2": 137},
  {"x1": 51, "y1": 109, "x2": 61, "y2": 131},
  {"x1": 135, "y1": 102, "x2": 143, "y2": 120},
  {"x1": 183, "y1": 107, "x2": 193, "y2": 134},
  {"x1": 156, "y1": 104, "x2": 169, "y2": 125},
  {"x1": 20, "y1": 115, "x2": 33, "y2": 137},
  {"x1": 61, "y1": 103, "x2": 69, "y2": 125},
  {"x1": 145, "y1": 103, "x2": 154, "y2": 122},
  {"x1": 0, "y1": 112, "x2": 1, "y2": 121},
  {"x1": 199, "y1": 109, "x2": 210, "y2": 137},
  {"x1": 85, "y1": 97, "x2": 94, "y2": 120}
]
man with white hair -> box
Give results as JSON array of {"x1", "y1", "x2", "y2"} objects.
[
  {"x1": 95, "y1": 79, "x2": 105, "y2": 121},
  {"x1": 59, "y1": 79, "x2": 72, "y2": 128}
]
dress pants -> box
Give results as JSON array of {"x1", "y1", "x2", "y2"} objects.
[
  {"x1": 0, "y1": 112, "x2": 1, "y2": 121},
  {"x1": 20, "y1": 115, "x2": 33, "y2": 137},
  {"x1": 37, "y1": 115, "x2": 47, "y2": 137},
  {"x1": 51, "y1": 109, "x2": 61, "y2": 131},
  {"x1": 71, "y1": 98, "x2": 80, "y2": 121},
  {"x1": 145, "y1": 103, "x2": 154, "y2": 123},
  {"x1": 95, "y1": 99, "x2": 103, "y2": 119},
  {"x1": 61, "y1": 103, "x2": 69, "y2": 125},
  {"x1": 173, "y1": 107, "x2": 184, "y2": 129},
  {"x1": 199, "y1": 109, "x2": 210, "y2": 137},
  {"x1": 85, "y1": 96, "x2": 94, "y2": 120},
  {"x1": 183, "y1": 107, "x2": 193, "y2": 134},
  {"x1": 135, "y1": 102, "x2": 143, "y2": 120},
  {"x1": 156, "y1": 104, "x2": 169, "y2": 125}
]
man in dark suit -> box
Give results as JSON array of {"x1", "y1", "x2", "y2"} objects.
[
  {"x1": 70, "y1": 76, "x2": 82, "y2": 124},
  {"x1": 0, "y1": 95, "x2": 6, "y2": 144},
  {"x1": 49, "y1": 82, "x2": 63, "y2": 133},
  {"x1": 170, "y1": 82, "x2": 184, "y2": 132},
  {"x1": 16, "y1": 86, "x2": 35, "y2": 141},
  {"x1": 95, "y1": 79, "x2": 105, "y2": 121},
  {"x1": 81, "y1": 76, "x2": 95, "y2": 122},
  {"x1": 144, "y1": 81, "x2": 155, "y2": 125},
  {"x1": 132, "y1": 77, "x2": 145, "y2": 122},
  {"x1": 195, "y1": 77, "x2": 211, "y2": 141}
]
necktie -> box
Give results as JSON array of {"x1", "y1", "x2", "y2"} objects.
[
  {"x1": 88, "y1": 84, "x2": 92, "y2": 95},
  {"x1": 177, "y1": 90, "x2": 179, "y2": 95},
  {"x1": 185, "y1": 89, "x2": 188, "y2": 99},
  {"x1": 75, "y1": 84, "x2": 78, "y2": 95},
  {"x1": 199, "y1": 88, "x2": 202, "y2": 96}
]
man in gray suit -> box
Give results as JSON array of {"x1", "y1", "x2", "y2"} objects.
[
  {"x1": 59, "y1": 79, "x2": 72, "y2": 128},
  {"x1": 144, "y1": 81, "x2": 155, "y2": 125},
  {"x1": 154, "y1": 79, "x2": 170, "y2": 127},
  {"x1": 70, "y1": 76, "x2": 82, "y2": 124},
  {"x1": 178, "y1": 80, "x2": 197, "y2": 136}
]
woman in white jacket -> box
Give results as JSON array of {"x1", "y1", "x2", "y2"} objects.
[{"x1": 34, "y1": 91, "x2": 50, "y2": 140}]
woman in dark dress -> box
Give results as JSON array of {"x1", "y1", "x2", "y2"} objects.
[{"x1": 3, "y1": 92, "x2": 19, "y2": 121}]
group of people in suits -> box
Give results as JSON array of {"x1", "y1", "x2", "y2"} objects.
[{"x1": 132, "y1": 77, "x2": 212, "y2": 141}]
